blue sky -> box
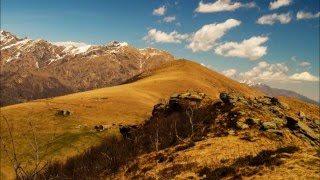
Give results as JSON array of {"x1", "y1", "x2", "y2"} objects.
[{"x1": 1, "y1": 0, "x2": 319, "y2": 101}]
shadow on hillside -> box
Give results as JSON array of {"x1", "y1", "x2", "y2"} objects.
[{"x1": 198, "y1": 146, "x2": 300, "y2": 180}]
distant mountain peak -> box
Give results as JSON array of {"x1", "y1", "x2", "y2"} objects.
[{"x1": 240, "y1": 79, "x2": 319, "y2": 105}]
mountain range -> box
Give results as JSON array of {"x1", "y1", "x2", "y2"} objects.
[
  {"x1": 0, "y1": 30, "x2": 173, "y2": 106},
  {"x1": 240, "y1": 80, "x2": 319, "y2": 106}
]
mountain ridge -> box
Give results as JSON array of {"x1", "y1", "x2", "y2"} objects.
[
  {"x1": 241, "y1": 80, "x2": 319, "y2": 106},
  {"x1": 0, "y1": 30, "x2": 174, "y2": 106}
]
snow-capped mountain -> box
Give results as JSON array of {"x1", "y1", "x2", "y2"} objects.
[
  {"x1": 0, "y1": 30, "x2": 174, "y2": 106},
  {"x1": 240, "y1": 79, "x2": 319, "y2": 105}
]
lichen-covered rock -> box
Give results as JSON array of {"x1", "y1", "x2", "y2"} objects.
[
  {"x1": 236, "y1": 122, "x2": 249, "y2": 130},
  {"x1": 299, "y1": 111, "x2": 306, "y2": 119},
  {"x1": 261, "y1": 122, "x2": 278, "y2": 130},
  {"x1": 219, "y1": 92, "x2": 246, "y2": 105},
  {"x1": 272, "y1": 118, "x2": 287, "y2": 127}
]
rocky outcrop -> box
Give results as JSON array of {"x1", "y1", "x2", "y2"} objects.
[{"x1": 147, "y1": 91, "x2": 319, "y2": 146}]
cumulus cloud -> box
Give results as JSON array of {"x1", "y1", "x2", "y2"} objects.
[
  {"x1": 240, "y1": 61, "x2": 319, "y2": 82},
  {"x1": 257, "y1": 12, "x2": 291, "y2": 25},
  {"x1": 195, "y1": 0, "x2": 256, "y2": 13},
  {"x1": 153, "y1": 5, "x2": 166, "y2": 16},
  {"x1": 222, "y1": 69, "x2": 237, "y2": 77},
  {"x1": 296, "y1": 11, "x2": 320, "y2": 20},
  {"x1": 214, "y1": 36, "x2": 268, "y2": 60},
  {"x1": 187, "y1": 19, "x2": 241, "y2": 52},
  {"x1": 298, "y1": 61, "x2": 311, "y2": 67},
  {"x1": 163, "y1": 16, "x2": 176, "y2": 22},
  {"x1": 269, "y1": 0, "x2": 292, "y2": 10},
  {"x1": 289, "y1": 72, "x2": 319, "y2": 81},
  {"x1": 240, "y1": 61, "x2": 289, "y2": 81},
  {"x1": 52, "y1": 41, "x2": 89, "y2": 47},
  {"x1": 200, "y1": 63, "x2": 211, "y2": 68},
  {"x1": 143, "y1": 29, "x2": 188, "y2": 44}
]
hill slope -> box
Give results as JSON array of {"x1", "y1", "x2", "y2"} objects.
[
  {"x1": 1, "y1": 60, "x2": 318, "y2": 179},
  {"x1": 1, "y1": 59, "x2": 264, "y2": 178}
]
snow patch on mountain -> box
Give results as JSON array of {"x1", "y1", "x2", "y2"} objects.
[
  {"x1": 1, "y1": 38, "x2": 32, "y2": 50},
  {"x1": 70, "y1": 45, "x2": 92, "y2": 55},
  {"x1": 6, "y1": 52, "x2": 21, "y2": 63}
]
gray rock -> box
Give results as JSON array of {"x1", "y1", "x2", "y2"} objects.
[
  {"x1": 170, "y1": 93, "x2": 180, "y2": 99},
  {"x1": 272, "y1": 118, "x2": 287, "y2": 127},
  {"x1": 299, "y1": 111, "x2": 306, "y2": 119},
  {"x1": 237, "y1": 122, "x2": 249, "y2": 130},
  {"x1": 279, "y1": 102, "x2": 290, "y2": 110},
  {"x1": 228, "y1": 130, "x2": 236, "y2": 136},
  {"x1": 256, "y1": 96, "x2": 272, "y2": 105},
  {"x1": 286, "y1": 116, "x2": 319, "y2": 141},
  {"x1": 297, "y1": 121, "x2": 319, "y2": 140},
  {"x1": 266, "y1": 129, "x2": 283, "y2": 136},
  {"x1": 269, "y1": 106, "x2": 284, "y2": 117},
  {"x1": 219, "y1": 92, "x2": 240, "y2": 104},
  {"x1": 261, "y1": 122, "x2": 278, "y2": 130}
]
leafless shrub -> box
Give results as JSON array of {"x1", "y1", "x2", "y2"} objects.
[{"x1": 1, "y1": 115, "x2": 49, "y2": 180}]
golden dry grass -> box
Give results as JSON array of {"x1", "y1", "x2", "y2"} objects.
[
  {"x1": 115, "y1": 133, "x2": 318, "y2": 179},
  {"x1": 0, "y1": 59, "x2": 317, "y2": 179}
]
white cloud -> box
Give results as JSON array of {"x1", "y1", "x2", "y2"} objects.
[
  {"x1": 214, "y1": 36, "x2": 268, "y2": 60},
  {"x1": 187, "y1": 19, "x2": 241, "y2": 52},
  {"x1": 163, "y1": 16, "x2": 176, "y2": 22},
  {"x1": 257, "y1": 12, "x2": 291, "y2": 25},
  {"x1": 143, "y1": 29, "x2": 188, "y2": 44},
  {"x1": 240, "y1": 61, "x2": 289, "y2": 81},
  {"x1": 290, "y1": 72, "x2": 319, "y2": 81},
  {"x1": 240, "y1": 61, "x2": 319, "y2": 82},
  {"x1": 269, "y1": 0, "x2": 292, "y2": 10},
  {"x1": 175, "y1": 22, "x2": 182, "y2": 27},
  {"x1": 195, "y1": 0, "x2": 256, "y2": 13},
  {"x1": 222, "y1": 69, "x2": 237, "y2": 77},
  {"x1": 153, "y1": 5, "x2": 166, "y2": 16},
  {"x1": 200, "y1": 63, "x2": 211, "y2": 68},
  {"x1": 296, "y1": 11, "x2": 320, "y2": 20},
  {"x1": 298, "y1": 61, "x2": 311, "y2": 67},
  {"x1": 52, "y1": 41, "x2": 89, "y2": 47},
  {"x1": 290, "y1": 56, "x2": 297, "y2": 61}
]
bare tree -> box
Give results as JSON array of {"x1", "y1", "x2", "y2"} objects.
[
  {"x1": 186, "y1": 102, "x2": 200, "y2": 136},
  {"x1": 1, "y1": 115, "x2": 24, "y2": 179},
  {"x1": 149, "y1": 118, "x2": 159, "y2": 151},
  {"x1": 1, "y1": 115, "x2": 49, "y2": 180}
]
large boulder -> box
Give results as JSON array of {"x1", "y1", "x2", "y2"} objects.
[
  {"x1": 286, "y1": 116, "x2": 319, "y2": 141},
  {"x1": 219, "y1": 92, "x2": 246, "y2": 104}
]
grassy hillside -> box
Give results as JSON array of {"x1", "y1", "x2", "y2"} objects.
[{"x1": 1, "y1": 59, "x2": 317, "y2": 179}]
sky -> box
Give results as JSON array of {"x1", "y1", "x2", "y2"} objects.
[{"x1": 1, "y1": 0, "x2": 319, "y2": 101}]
